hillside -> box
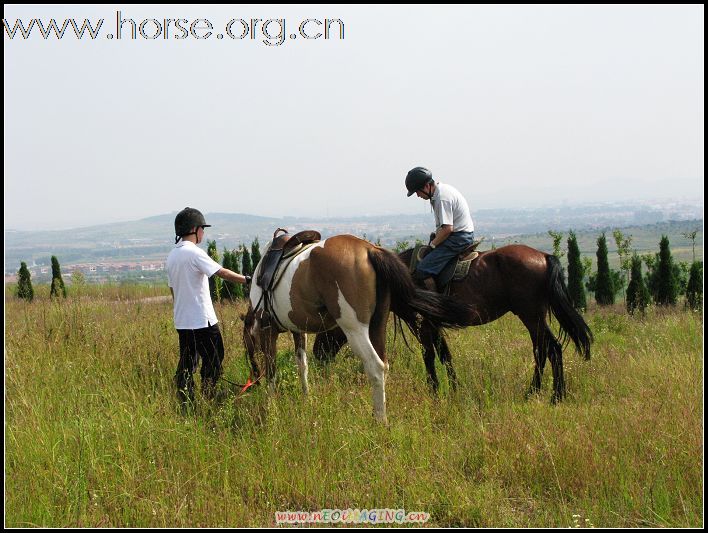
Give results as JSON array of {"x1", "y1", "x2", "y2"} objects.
[{"x1": 4, "y1": 201, "x2": 703, "y2": 281}]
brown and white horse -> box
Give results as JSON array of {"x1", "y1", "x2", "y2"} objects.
[{"x1": 242, "y1": 234, "x2": 475, "y2": 423}]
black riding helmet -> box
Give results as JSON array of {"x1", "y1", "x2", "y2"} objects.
[
  {"x1": 174, "y1": 207, "x2": 211, "y2": 243},
  {"x1": 405, "y1": 167, "x2": 433, "y2": 197}
]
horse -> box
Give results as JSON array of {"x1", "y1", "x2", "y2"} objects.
[
  {"x1": 241, "y1": 234, "x2": 478, "y2": 423},
  {"x1": 313, "y1": 244, "x2": 594, "y2": 403}
]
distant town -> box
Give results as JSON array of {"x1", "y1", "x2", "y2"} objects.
[{"x1": 5, "y1": 199, "x2": 703, "y2": 285}]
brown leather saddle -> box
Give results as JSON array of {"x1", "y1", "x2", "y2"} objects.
[
  {"x1": 411, "y1": 237, "x2": 483, "y2": 293},
  {"x1": 256, "y1": 228, "x2": 321, "y2": 292}
]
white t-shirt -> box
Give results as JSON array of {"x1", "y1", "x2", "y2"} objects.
[
  {"x1": 166, "y1": 241, "x2": 221, "y2": 329},
  {"x1": 431, "y1": 182, "x2": 475, "y2": 233}
]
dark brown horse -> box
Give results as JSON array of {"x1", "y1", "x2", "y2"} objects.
[
  {"x1": 313, "y1": 244, "x2": 593, "y2": 402},
  {"x1": 242, "y1": 235, "x2": 479, "y2": 423}
]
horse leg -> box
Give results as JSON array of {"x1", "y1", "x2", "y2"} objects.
[
  {"x1": 313, "y1": 327, "x2": 347, "y2": 363},
  {"x1": 335, "y1": 303, "x2": 388, "y2": 424},
  {"x1": 546, "y1": 329, "x2": 566, "y2": 403},
  {"x1": 522, "y1": 316, "x2": 547, "y2": 398},
  {"x1": 419, "y1": 320, "x2": 440, "y2": 393},
  {"x1": 262, "y1": 329, "x2": 279, "y2": 394},
  {"x1": 369, "y1": 288, "x2": 391, "y2": 410},
  {"x1": 242, "y1": 308, "x2": 262, "y2": 384},
  {"x1": 522, "y1": 315, "x2": 566, "y2": 402},
  {"x1": 434, "y1": 329, "x2": 457, "y2": 392},
  {"x1": 342, "y1": 324, "x2": 387, "y2": 422},
  {"x1": 293, "y1": 332, "x2": 309, "y2": 395}
]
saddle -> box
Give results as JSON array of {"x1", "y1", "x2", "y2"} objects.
[
  {"x1": 410, "y1": 238, "x2": 483, "y2": 293},
  {"x1": 253, "y1": 228, "x2": 321, "y2": 332},
  {"x1": 256, "y1": 228, "x2": 321, "y2": 292}
]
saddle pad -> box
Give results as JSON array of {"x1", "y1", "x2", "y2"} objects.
[
  {"x1": 410, "y1": 244, "x2": 479, "y2": 281},
  {"x1": 453, "y1": 251, "x2": 478, "y2": 281}
]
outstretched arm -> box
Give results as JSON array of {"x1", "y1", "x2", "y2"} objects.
[{"x1": 215, "y1": 268, "x2": 250, "y2": 284}]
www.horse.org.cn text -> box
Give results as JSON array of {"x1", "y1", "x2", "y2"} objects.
[{"x1": 3, "y1": 11, "x2": 345, "y2": 46}]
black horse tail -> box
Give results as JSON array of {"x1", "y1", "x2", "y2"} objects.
[
  {"x1": 546, "y1": 255, "x2": 593, "y2": 360},
  {"x1": 368, "y1": 247, "x2": 473, "y2": 332}
]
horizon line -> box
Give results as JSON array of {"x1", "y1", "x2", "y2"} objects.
[{"x1": 4, "y1": 197, "x2": 704, "y2": 233}]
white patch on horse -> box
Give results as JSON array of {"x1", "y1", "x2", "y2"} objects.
[
  {"x1": 294, "y1": 334, "x2": 309, "y2": 395},
  {"x1": 268, "y1": 240, "x2": 327, "y2": 332},
  {"x1": 334, "y1": 285, "x2": 388, "y2": 423}
]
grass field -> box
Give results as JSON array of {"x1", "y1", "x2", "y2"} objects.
[{"x1": 5, "y1": 287, "x2": 704, "y2": 527}]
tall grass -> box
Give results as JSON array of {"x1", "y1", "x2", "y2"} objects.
[
  {"x1": 6, "y1": 282, "x2": 170, "y2": 301},
  {"x1": 5, "y1": 293, "x2": 703, "y2": 527}
]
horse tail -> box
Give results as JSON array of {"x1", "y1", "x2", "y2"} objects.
[
  {"x1": 367, "y1": 247, "x2": 473, "y2": 331},
  {"x1": 546, "y1": 254, "x2": 593, "y2": 360}
]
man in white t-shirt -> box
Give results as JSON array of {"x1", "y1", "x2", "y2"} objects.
[
  {"x1": 405, "y1": 167, "x2": 475, "y2": 291},
  {"x1": 166, "y1": 207, "x2": 250, "y2": 407}
]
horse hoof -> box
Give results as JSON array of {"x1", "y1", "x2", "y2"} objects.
[
  {"x1": 550, "y1": 392, "x2": 565, "y2": 404},
  {"x1": 525, "y1": 387, "x2": 540, "y2": 400}
]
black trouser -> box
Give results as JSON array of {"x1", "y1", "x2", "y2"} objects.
[{"x1": 175, "y1": 323, "x2": 224, "y2": 404}]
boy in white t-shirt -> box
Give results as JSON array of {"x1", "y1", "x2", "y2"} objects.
[{"x1": 166, "y1": 207, "x2": 250, "y2": 407}]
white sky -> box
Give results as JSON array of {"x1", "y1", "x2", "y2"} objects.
[{"x1": 4, "y1": 4, "x2": 704, "y2": 230}]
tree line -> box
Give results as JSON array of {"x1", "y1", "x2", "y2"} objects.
[
  {"x1": 206, "y1": 237, "x2": 262, "y2": 302},
  {"x1": 15, "y1": 255, "x2": 67, "y2": 302},
  {"x1": 14, "y1": 232, "x2": 702, "y2": 315},
  {"x1": 558, "y1": 229, "x2": 702, "y2": 314},
  {"x1": 14, "y1": 238, "x2": 265, "y2": 303}
]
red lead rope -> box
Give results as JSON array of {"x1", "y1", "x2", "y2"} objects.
[
  {"x1": 239, "y1": 376, "x2": 255, "y2": 394},
  {"x1": 219, "y1": 371, "x2": 262, "y2": 398}
]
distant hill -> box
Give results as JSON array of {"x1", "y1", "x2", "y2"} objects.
[{"x1": 4, "y1": 201, "x2": 703, "y2": 275}]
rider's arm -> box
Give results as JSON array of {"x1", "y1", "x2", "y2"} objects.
[{"x1": 431, "y1": 225, "x2": 453, "y2": 248}]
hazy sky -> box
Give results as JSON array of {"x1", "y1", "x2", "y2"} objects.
[{"x1": 4, "y1": 4, "x2": 704, "y2": 230}]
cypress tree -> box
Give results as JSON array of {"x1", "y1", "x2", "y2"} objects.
[
  {"x1": 17, "y1": 262, "x2": 34, "y2": 301},
  {"x1": 50, "y1": 256, "x2": 67, "y2": 298},
  {"x1": 548, "y1": 230, "x2": 565, "y2": 259},
  {"x1": 595, "y1": 233, "x2": 615, "y2": 305},
  {"x1": 685, "y1": 261, "x2": 703, "y2": 312},
  {"x1": 626, "y1": 254, "x2": 651, "y2": 315},
  {"x1": 221, "y1": 248, "x2": 244, "y2": 301},
  {"x1": 612, "y1": 229, "x2": 633, "y2": 301},
  {"x1": 251, "y1": 238, "x2": 262, "y2": 271},
  {"x1": 242, "y1": 245, "x2": 253, "y2": 277},
  {"x1": 207, "y1": 240, "x2": 221, "y2": 302},
  {"x1": 682, "y1": 229, "x2": 699, "y2": 263},
  {"x1": 656, "y1": 235, "x2": 678, "y2": 306},
  {"x1": 232, "y1": 248, "x2": 245, "y2": 299},
  {"x1": 566, "y1": 231, "x2": 586, "y2": 311},
  {"x1": 221, "y1": 248, "x2": 234, "y2": 302}
]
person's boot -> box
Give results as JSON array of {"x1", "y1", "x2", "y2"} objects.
[{"x1": 421, "y1": 276, "x2": 438, "y2": 293}]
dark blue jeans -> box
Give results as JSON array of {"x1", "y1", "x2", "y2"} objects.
[{"x1": 415, "y1": 231, "x2": 475, "y2": 278}]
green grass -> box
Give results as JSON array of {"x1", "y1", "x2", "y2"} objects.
[{"x1": 5, "y1": 294, "x2": 703, "y2": 527}]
